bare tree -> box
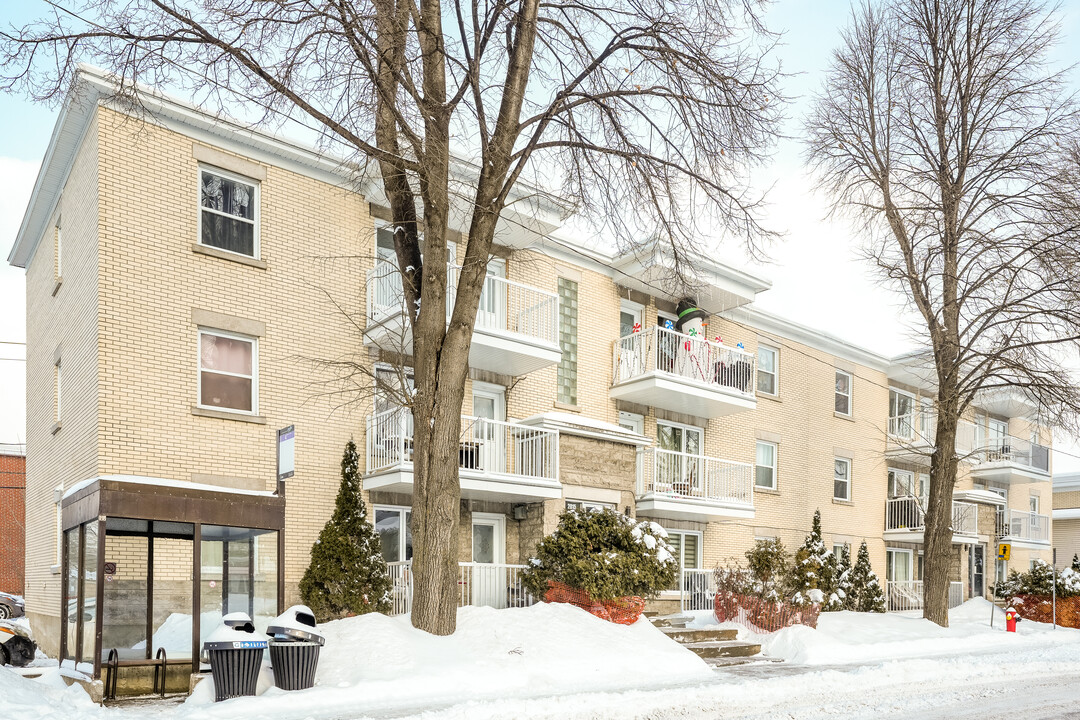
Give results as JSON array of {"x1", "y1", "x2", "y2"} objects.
[
  {"x1": 2, "y1": 0, "x2": 783, "y2": 634},
  {"x1": 806, "y1": 0, "x2": 1080, "y2": 626}
]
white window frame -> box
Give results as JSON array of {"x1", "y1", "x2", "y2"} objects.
[
  {"x1": 197, "y1": 328, "x2": 258, "y2": 415},
  {"x1": 887, "y1": 467, "x2": 916, "y2": 498},
  {"x1": 834, "y1": 457, "x2": 852, "y2": 501},
  {"x1": 197, "y1": 165, "x2": 261, "y2": 259},
  {"x1": 666, "y1": 529, "x2": 703, "y2": 570},
  {"x1": 886, "y1": 547, "x2": 914, "y2": 582},
  {"x1": 619, "y1": 299, "x2": 644, "y2": 338},
  {"x1": 373, "y1": 504, "x2": 413, "y2": 563},
  {"x1": 565, "y1": 499, "x2": 616, "y2": 513},
  {"x1": 832, "y1": 543, "x2": 847, "y2": 563},
  {"x1": 656, "y1": 419, "x2": 705, "y2": 455},
  {"x1": 888, "y1": 387, "x2": 916, "y2": 440},
  {"x1": 1030, "y1": 494, "x2": 1040, "y2": 514},
  {"x1": 755, "y1": 440, "x2": 778, "y2": 490},
  {"x1": 757, "y1": 344, "x2": 779, "y2": 396},
  {"x1": 834, "y1": 369, "x2": 852, "y2": 416}
]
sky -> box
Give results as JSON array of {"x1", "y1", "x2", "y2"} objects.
[{"x1": 0, "y1": 0, "x2": 1078, "y2": 468}]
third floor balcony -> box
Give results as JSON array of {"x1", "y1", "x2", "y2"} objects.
[
  {"x1": 364, "y1": 260, "x2": 562, "y2": 376},
  {"x1": 610, "y1": 326, "x2": 757, "y2": 417}
]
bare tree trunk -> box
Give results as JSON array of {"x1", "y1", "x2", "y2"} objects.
[{"x1": 923, "y1": 399, "x2": 959, "y2": 626}]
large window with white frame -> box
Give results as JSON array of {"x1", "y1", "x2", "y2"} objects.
[
  {"x1": 198, "y1": 329, "x2": 257, "y2": 413},
  {"x1": 755, "y1": 440, "x2": 777, "y2": 490},
  {"x1": 888, "y1": 388, "x2": 915, "y2": 439},
  {"x1": 374, "y1": 505, "x2": 413, "y2": 563},
  {"x1": 199, "y1": 166, "x2": 259, "y2": 257},
  {"x1": 664, "y1": 529, "x2": 702, "y2": 590},
  {"x1": 757, "y1": 344, "x2": 778, "y2": 395},
  {"x1": 834, "y1": 457, "x2": 851, "y2": 501},
  {"x1": 835, "y1": 370, "x2": 852, "y2": 416}
]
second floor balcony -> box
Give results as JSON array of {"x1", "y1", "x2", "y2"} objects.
[
  {"x1": 364, "y1": 407, "x2": 562, "y2": 503},
  {"x1": 996, "y1": 508, "x2": 1050, "y2": 545},
  {"x1": 610, "y1": 326, "x2": 757, "y2": 418},
  {"x1": 884, "y1": 496, "x2": 979, "y2": 542},
  {"x1": 635, "y1": 447, "x2": 754, "y2": 521},
  {"x1": 365, "y1": 260, "x2": 562, "y2": 376}
]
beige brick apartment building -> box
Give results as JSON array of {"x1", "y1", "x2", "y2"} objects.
[{"x1": 8, "y1": 67, "x2": 1053, "y2": 686}]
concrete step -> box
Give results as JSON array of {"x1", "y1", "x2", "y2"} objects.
[
  {"x1": 648, "y1": 614, "x2": 692, "y2": 629},
  {"x1": 703, "y1": 655, "x2": 783, "y2": 669},
  {"x1": 684, "y1": 640, "x2": 762, "y2": 660},
  {"x1": 660, "y1": 627, "x2": 738, "y2": 643}
]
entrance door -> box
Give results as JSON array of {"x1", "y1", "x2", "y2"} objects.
[
  {"x1": 471, "y1": 513, "x2": 506, "y2": 608},
  {"x1": 476, "y1": 258, "x2": 507, "y2": 331},
  {"x1": 970, "y1": 544, "x2": 985, "y2": 598},
  {"x1": 471, "y1": 384, "x2": 506, "y2": 474},
  {"x1": 657, "y1": 422, "x2": 703, "y2": 494},
  {"x1": 616, "y1": 302, "x2": 644, "y2": 381}
]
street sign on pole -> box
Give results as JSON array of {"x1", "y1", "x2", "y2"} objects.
[
  {"x1": 278, "y1": 425, "x2": 295, "y2": 481},
  {"x1": 997, "y1": 543, "x2": 1011, "y2": 561}
]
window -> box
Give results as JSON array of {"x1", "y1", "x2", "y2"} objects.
[
  {"x1": 619, "y1": 300, "x2": 642, "y2": 338},
  {"x1": 565, "y1": 499, "x2": 616, "y2": 513},
  {"x1": 657, "y1": 421, "x2": 703, "y2": 455},
  {"x1": 665, "y1": 530, "x2": 702, "y2": 590},
  {"x1": 200, "y1": 167, "x2": 258, "y2": 257},
  {"x1": 1030, "y1": 495, "x2": 1040, "y2": 514},
  {"x1": 198, "y1": 330, "x2": 257, "y2": 413},
  {"x1": 833, "y1": 543, "x2": 848, "y2": 563},
  {"x1": 755, "y1": 440, "x2": 777, "y2": 489},
  {"x1": 54, "y1": 359, "x2": 62, "y2": 423},
  {"x1": 887, "y1": 468, "x2": 916, "y2": 498},
  {"x1": 757, "y1": 344, "x2": 778, "y2": 395},
  {"x1": 374, "y1": 506, "x2": 413, "y2": 562},
  {"x1": 834, "y1": 458, "x2": 851, "y2": 501},
  {"x1": 54, "y1": 219, "x2": 62, "y2": 278},
  {"x1": 834, "y1": 370, "x2": 852, "y2": 415},
  {"x1": 557, "y1": 277, "x2": 578, "y2": 404},
  {"x1": 888, "y1": 389, "x2": 915, "y2": 438}
]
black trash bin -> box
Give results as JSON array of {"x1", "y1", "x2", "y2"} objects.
[
  {"x1": 203, "y1": 612, "x2": 267, "y2": 702},
  {"x1": 266, "y1": 605, "x2": 325, "y2": 691}
]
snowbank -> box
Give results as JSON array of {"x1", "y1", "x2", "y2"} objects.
[
  {"x1": 0, "y1": 667, "x2": 99, "y2": 720},
  {"x1": 183, "y1": 602, "x2": 712, "y2": 716},
  {"x1": 752, "y1": 598, "x2": 1080, "y2": 665}
]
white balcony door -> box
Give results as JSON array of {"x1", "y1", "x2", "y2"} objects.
[
  {"x1": 619, "y1": 412, "x2": 645, "y2": 492},
  {"x1": 471, "y1": 513, "x2": 506, "y2": 608},
  {"x1": 657, "y1": 422, "x2": 703, "y2": 493},
  {"x1": 988, "y1": 418, "x2": 1007, "y2": 457},
  {"x1": 477, "y1": 258, "x2": 507, "y2": 332},
  {"x1": 472, "y1": 384, "x2": 506, "y2": 474},
  {"x1": 886, "y1": 548, "x2": 913, "y2": 582},
  {"x1": 617, "y1": 302, "x2": 644, "y2": 381}
]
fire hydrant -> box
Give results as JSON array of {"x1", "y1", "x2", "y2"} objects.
[{"x1": 1006, "y1": 606, "x2": 1020, "y2": 633}]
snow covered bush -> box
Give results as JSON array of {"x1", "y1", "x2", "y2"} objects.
[
  {"x1": 522, "y1": 508, "x2": 679, "y2": 601},
  {"x1": 299, "y1": 440, "x2": 392, "y2": 619},
  {"x1": 847, "y1": 541, "x2": 886, "y2": 613},
  {"x1": 999, "y1": 560, "x2": 1080, "y2": 600}
]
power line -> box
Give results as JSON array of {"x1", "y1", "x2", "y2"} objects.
[{"x1": 0, "y1": 341, "x2": 26, "y2": 346}]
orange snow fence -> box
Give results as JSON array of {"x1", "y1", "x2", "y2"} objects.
[
  {"x1": 544, "y1": 581, "x2": 646, "y2": 625},
  {"x1": 1010, "y1": 595, "x2": 1080, "y2": 629},
  {"x1": 713, "y1": 591, "x2": 821, "y2": 633}
]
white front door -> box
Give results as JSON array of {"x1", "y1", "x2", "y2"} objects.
[
  {"x1": 471, "y1": 513, "x2": 506, "y2": 608},
  {"x1": 477, "y1": 257, "x2": 507, "y2": 331},
  {"x1": 617, "y1": 301, "x2": 644, "y2": 381},
  {"x1": 471, "y1": 384, "x2": 506, "y2": 474}
]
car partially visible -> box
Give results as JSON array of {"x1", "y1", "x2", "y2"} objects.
[{"x1": 0, "y1": 592, "x2": 24, "y2": 620}]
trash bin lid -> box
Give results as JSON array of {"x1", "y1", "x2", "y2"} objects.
[
  {"x1": 203, "y1": 638, "x2": 268, "y2": 651},
  {"x1": 222, "y1": 611, "x2": 256, "y2": 633},
  {"x1": 267, "y1": 624, "x2": 326, "y2": 645}
]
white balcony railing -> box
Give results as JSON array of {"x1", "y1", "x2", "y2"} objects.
[
  {"x1": 366, "y1": 407, "x2": 559, "y2": 482},
  {"x1": 637, "y1": 447, "x2": 753, "y2": 507},
  {"x1": 977, "y1": 434, "x2": 1051, "y2": 473},
  {"x1": 887, "y1": 413, "x2": 1050, "y2": 475},
  {"x1": 613, "y1": 326, "x2": 756, "y2": 396},
  {"x1": 679, "y1": 569, "x2": 715, "y2": 613},
  {"x1": 366, "y1": 260, "x2": 559, "y2": 345},
  {"x1": 385, "y1": 561, "x2": 535, "y2": 616},
  {"x1": 886, "y1": 580, "x2": 964, "y2": 612},
  {"x1": 885, "y1": 497, "x2": 978, "y2": 536},
  {"x1": 996, "y1": 509, "x2": 1050, "y2": 543}
]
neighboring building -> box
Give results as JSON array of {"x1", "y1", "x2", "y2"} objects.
[
  {"x1": 7, "y1": 67, "x2": 1053, "y2": 691},
  {"x1": 0, "y1": 443, "x2": 26, "y2": 596},
  {"x1": 1053, "y1": 472, "x2": 1080, "y2": 570}
]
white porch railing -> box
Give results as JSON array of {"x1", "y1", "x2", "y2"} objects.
[
  {"x1": 385, "y1": 561, "x2": 535, "y2": 616},
  {"x1": 366, "y1": 407, "x2": 558, "y2": 482},
  {"x1": 886, "y1": 411, "x2": 1050, "y2": 475},
  {"x1": 637, "y1": 447, "x2": 753, "y2": 507},
  {"x1": 366, "y1": 260, "x2": 558, "y2": 346},
  {"x1": 884, "y1": 497, "x2": 978, "y2": 536},
  {"x1": 977, "y1": 434, "x2": 1051, "y2": 473},
  {"x1": 679, "y1": 569, "x2": 715, "y2": 613},
  {"x1": 996, "y1": 509, "x2": 1050, "y2": 542},
  {"x1": 886, "y1": 580, "x2": 964, "y2": 612},
  {"x1": 612, "y1": 326, "x2": 756, "y2": 396}
]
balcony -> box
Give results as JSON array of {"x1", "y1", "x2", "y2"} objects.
[
  {"x1": 635, "y1": 447, "x2": 754, "y2": 521},
  {"x1": 386, "y1": 561, "x2": 535, "y2": 616},
  {"x1": 885, "y1": 409, "x2": 936, "y2": 466},
  {"x1": 886, "y1": 581, "x2": 965, "y2": 612},
  {"x1": 364, "y1": 261, "x2": 561, "y2": 376},
  {"x1": 996, "y1": 508, "x2": 1050, "y2": 546},
  {"x1": 883, "y1": 496, "x2": 979, "y2": 543},
  {"x1": 969, "y1": 435, "x2": 1051, "y2": 483},
  {"x1": 364, "y1": 407, "x2": 561, "y2": 502},
  {"x1": 610, "y1": 327, "x2": 757, "y2": 417}
]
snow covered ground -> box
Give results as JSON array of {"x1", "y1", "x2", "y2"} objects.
[{"x1": 3, "y1": 599, "x2": 1080, "y2": 719}]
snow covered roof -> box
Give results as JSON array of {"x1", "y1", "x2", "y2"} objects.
[
  {"x1": 519, "y1": 411, "x2": 653, "y2": 446},
  {"x1": 953, "y1": 489, "x2": 1008, "y2": 505},
  {"x1": 1054, "y1": 472, "x2": 1080, "y2": 492},
  {"x1": 62, "y1": 474, "x2": 277, "y2": 501}
]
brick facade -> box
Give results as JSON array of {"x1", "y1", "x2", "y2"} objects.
[{"x1": 0, "y1": 450, "x2": 26, "y2": 595}]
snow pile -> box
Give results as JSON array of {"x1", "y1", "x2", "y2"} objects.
[
  {"x1": 0, "y1": 668, "x2": 99, "y2": 719},
  {"x1": 184, "y1": 602, "x2": 711, "y2": 716},
  {"x1": 753, "y1": 598, "x2": 1080, "y2": 665}
]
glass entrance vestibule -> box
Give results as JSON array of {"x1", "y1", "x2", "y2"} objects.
[{"x1": 60, "y1": 476, "x2": 285, "y2": 693}]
